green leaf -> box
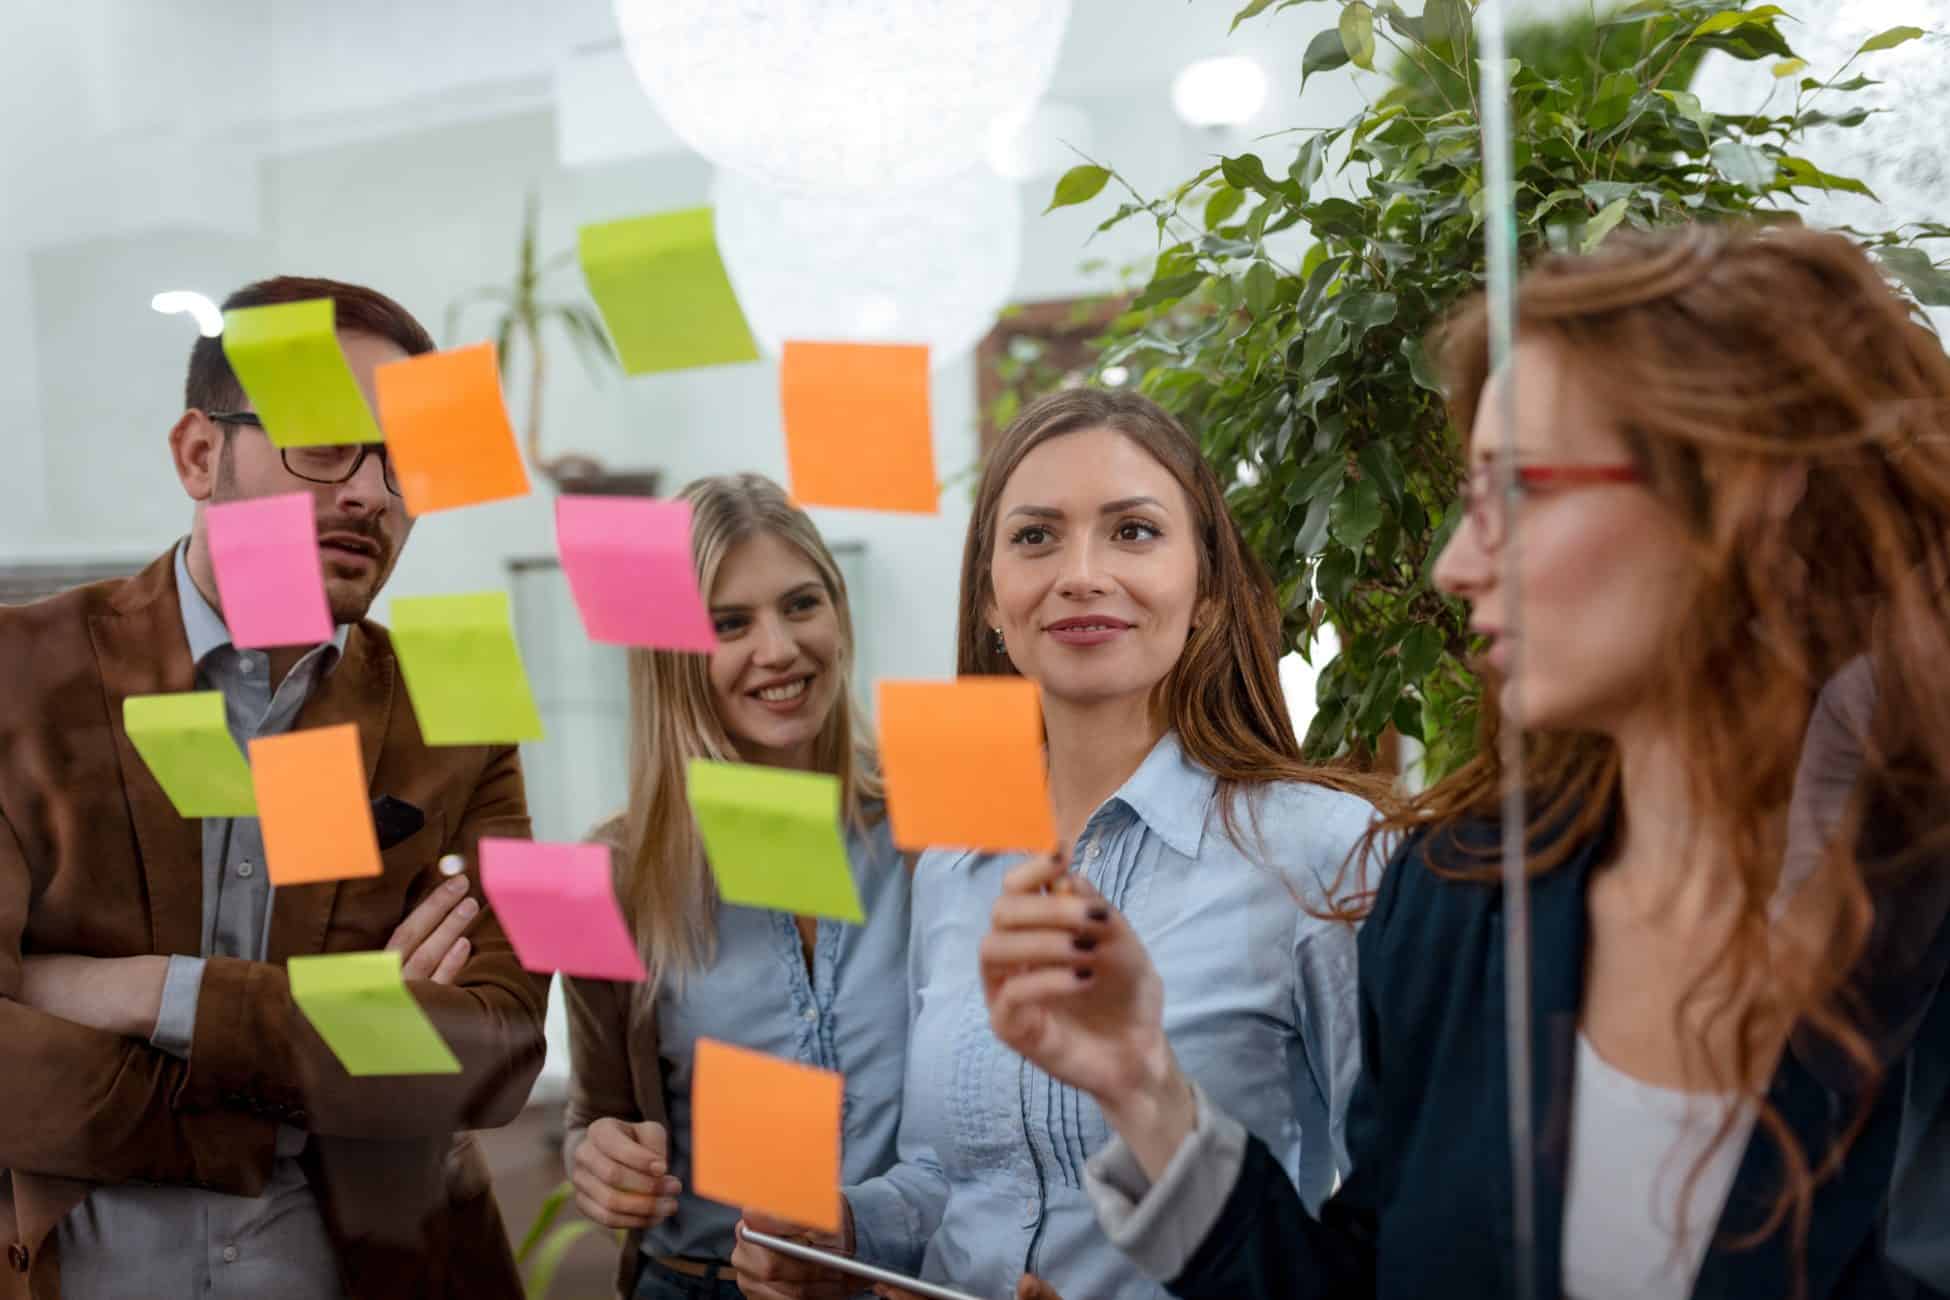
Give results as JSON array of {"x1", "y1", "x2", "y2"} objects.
[
  {"x1": 1876, "y1": 247, "x2": 1950, "y2": 308},
  {"x1": 1299, "y1": 317, "x2": 1350, "y2": 378},
  {"x1": 1392, "y1": 695, "x2": 1427, "y2": 743},
  {"x1": 517, "y1": 1182, "x2": 574, "y2": 1268},
  {"x1": 1709, "y1": 140, "x2": 1777, "y2": 191},
  {"x1": 1221, "y1": 153, "x2": 1281, "y2": 196},
  {"x1": 1357, "y1": 442, "x2": 1405, "y2": 506},
  {"x1": 1402, "y1": 335, "x2": 1442, "y2": 392},
  {"x1": 1330, "y1": 478, "x2": 1383, "y2": 550},
  {"x1": 1424, "y1": 0, "x2": 1471, "y2": 55},
  {"x1": 1339, "y1": 2, "x2": 1376, "y2": 72},
  {"x1": 1229, "y1": 0, "x2": 1278, "y2": 33},
  {"x1": 1286, "y1": 452, "x2": 1347, "y2": 506},
  {"x1": 1580, "y1": 197, "x2": 1630, "y2": 253},
  {"x1": 1657, "y1": 89, "x2": 1714, "y2": 136},
  {"x1": 1694, "y1": 6, "x2": 1786, "y2": 37},
  {"x1": 1045, "y1": 164, "x2": 1111, "y2": 213},
  {"x1": 1397, "y1": 623, "x2": 1445, "y2": 682},
  {"x1": 1132, "y1": 271, "x2": 1210, "y2": 311},
  {"x1": 1244, "y1": 261, "x2": 1279, "y2": 317},
  {"x1": 1856, "y1": 25, "x2": 1924, "y2": 56},
  {"x1": 1776, "y1": 156, "x2": 1877, "y2": 199},
  {"x1": 524, "y1": 1220, "x2": 603, "y2": 1299},
  {"x1": 1316, "y1": 545, "x2": 1359, "y2": 604},
  {"x1": 1302, "y1": 28, "x2": 1352, "y2": 90},
  {"x1": 1770, "y1": 58, "x2": 1807, "y2": 79},
  {"x1": 1337, "y1": 290, "x2": 1399, "y2": 332},
  {"x1": 1204, "y1": 185, "x2": 1246, "y2": 230}
]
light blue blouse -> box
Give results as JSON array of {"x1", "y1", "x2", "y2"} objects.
[
  {"x1": 645, "y1": 816, "x2": 911, "y2": 1263},
  {"x1": 845, "y1": 731, "x2": 1376, "y2": 1300}
]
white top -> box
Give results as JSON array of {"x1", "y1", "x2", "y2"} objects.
[{"x1": 1561, "y1": 1034, "x2": 1757, "y2": 1300}]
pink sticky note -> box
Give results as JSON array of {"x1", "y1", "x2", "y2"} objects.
[
  {"x1": 206, "y1": 493, "x2": 334, "y2": 649},
  {"x1": 555, "y1": 495, "x2": 717, "y2": 652},
  {"x1": 479, "y1": 838, "x2": 647, "y2": 982}
]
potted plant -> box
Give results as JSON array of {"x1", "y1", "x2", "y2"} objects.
[{"x1": 447, "y1": 190, "x2": 661, "y2": 497}]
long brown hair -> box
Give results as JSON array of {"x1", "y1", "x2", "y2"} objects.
[
  {"x1": 614, "y1": 473, "x2": 882, "y2": 992},
  {"x1": 1376, "y1": 223, "x2": 1950, "y2": 1266},
  {"x1": 957, "y1": 387, "x2": 1388, "y2": 841}
]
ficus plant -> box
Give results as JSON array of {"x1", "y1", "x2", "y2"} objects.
[{"x1": 1044, "y1": 0, "x2": 1949, "y2": 780}]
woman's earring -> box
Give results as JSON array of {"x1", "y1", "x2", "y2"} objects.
[{"x1": 991, "y1": 626, "x2": 1007, "y2": 655}]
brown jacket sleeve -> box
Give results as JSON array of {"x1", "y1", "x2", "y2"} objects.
[
  {"x1": 0, "y1": 810, "x2": 278, "y2": 1193},
  {"x1": 179, "y1": 745, "x2": 551, "y2": 1139}
]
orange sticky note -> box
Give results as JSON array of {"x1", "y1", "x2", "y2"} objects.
[
  {"x1": 373, "y1": 343, "x2": 531, "y2": 517},
  {"x1": 691, "y1": 1039, "x2": 843, "y2": 1233},
  {"x1": 781, "y1": 341, "x2": 937, "y2": 514},
  {"x1": 876, "y1": 678, "x2": 1056, "y2": 854},
  {"x1": 249, "y1": 723, "x2": 382, "y2": 885}
]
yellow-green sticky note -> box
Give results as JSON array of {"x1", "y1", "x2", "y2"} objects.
[
  {"x1": 577, "y1": 208, "x2": 760, "y2": 376},
  {"x1": 124, "y1": 692, "x2": 256, "y2": 817},
  {"x1": 685, "y1": 759, "x2": 864, "y2": 923},
  {"x1": 389, "y1": 591, "x2": 544, "y2": 746},
  {"x1": 221, "y1": 299, "x2": 385, "y2": 447},
  {"x1": 288, "y1": 951, "x2": 461, "y2": 1076}
]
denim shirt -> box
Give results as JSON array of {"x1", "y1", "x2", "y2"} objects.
[
  {"x1": 845, "y1": 731, "x2": 1376, "y2": 1300},
  {"x1": 646, "y1": 815, "x2": 911, "y2": 1263}
]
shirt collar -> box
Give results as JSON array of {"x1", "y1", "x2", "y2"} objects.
[
  {"x1": 933, "y1": 730, "x2": 1214, "y2": 873},
  {"x1": 1104, "y1": 729, "x2": 1212, "y2": 860},
  {"x1": 174, "y1": 538, "x2": 349, "y2": 673}
]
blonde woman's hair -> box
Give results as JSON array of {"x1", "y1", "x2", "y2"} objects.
[{"x1": 613, "y1": 472, "x2": 881, "y2": 991}]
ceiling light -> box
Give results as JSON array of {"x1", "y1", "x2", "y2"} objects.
[
  {"x1": 1172, "y1": 55, "x2": 1269, "y2": 128},
  {"x1": 151, "y1": 291, "x2": 224, "y2": 337}
]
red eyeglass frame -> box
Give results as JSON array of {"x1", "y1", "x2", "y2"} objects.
[{"x1": 1462, "y1": 462, "x2": 1644, "y2": 548}]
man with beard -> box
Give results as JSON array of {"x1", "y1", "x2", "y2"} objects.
[{"x1": 0, "y1": 277, "x2": 549, "y2": 1300}]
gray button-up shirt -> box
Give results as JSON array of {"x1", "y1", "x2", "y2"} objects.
[{"x1": 54, "y1": 542, "x2": 351, "y2": 1300}]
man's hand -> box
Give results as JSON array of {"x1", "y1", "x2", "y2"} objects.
[
  {"x1": 385, "y1": 875, "x2": 479, "y2": 983},
  {"x1": 18, "y1": 954, "x2": 170, "y2": 1038},
  {"x1": 570, "y1": 1118, "x2": 681, "y2": 1229},
  {"x1": 731, "y1": 1207, "x2": 857, "y2": 1300}
]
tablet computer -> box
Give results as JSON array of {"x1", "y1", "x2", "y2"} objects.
[{"x1": 738, "y1": 1228, "x2": 995, "y2": 1300}]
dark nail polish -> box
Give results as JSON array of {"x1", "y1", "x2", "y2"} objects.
[
  {"x1": 1087, "y1": 906, "x2": 1110, "y2": 923},
  {"x1": 1075, "y1": 966, "x2": 1094, "y2": 981},
  {"x1": 1072, "y1": 934, "x2": 1097, "y2": 952}
]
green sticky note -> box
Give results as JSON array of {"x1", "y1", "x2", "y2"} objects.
[
  {"x1": 389, "y1": 591, "x2": 545, "y2": 746},
  {"x1": 578, "y1": 208, "x2": 761, "y2": 376},
  {"x1": 686, "y1": 759, "x2": 865, "y2": 923},
  {"x1": 124, "y1": 692, "x2": 256, "y2": 817},
  {"x1": 221, "y1": 299, "x2": 385, "y2": 447},
  {"x1": 288, "y1": 951, "x2": 462, "y2": 1076}
]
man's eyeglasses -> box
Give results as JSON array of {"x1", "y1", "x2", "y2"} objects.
[
  {"x1": 206, "y1": 411, "x2": 401, "y2": 497},
  {"x1": 1459, "y1": 462, "x2": 1643, "y2": 550}
]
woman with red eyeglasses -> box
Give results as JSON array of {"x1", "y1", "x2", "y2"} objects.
[{"x1": 976, "y1": 223, "x2": 1950, "y2": 1300}]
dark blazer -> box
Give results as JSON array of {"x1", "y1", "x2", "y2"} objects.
[
  {"x1": 1171, "y1": 807, "x2": 1950, "y2": 1300},
  {"x1": 0, "y1": 552, "x2": 553, "y2": 1299}
]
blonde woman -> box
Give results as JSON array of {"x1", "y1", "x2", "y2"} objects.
[{"x1": 563, "y1": 473, "x2": 908, "y2": 1300}]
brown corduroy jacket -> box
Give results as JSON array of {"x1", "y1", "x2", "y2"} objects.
[{"x1": 0, "y1": 551, "x2": 551, "y2": 1299}]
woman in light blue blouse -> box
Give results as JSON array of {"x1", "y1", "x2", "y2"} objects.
[
  {"x1": 563, "y1": 474, "x2": 909, "y2": 1300},
  {"x1": 733, "y1": 390, "x2": 1388, "y2": 1300}
]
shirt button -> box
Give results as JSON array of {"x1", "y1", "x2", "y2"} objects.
[
  {"x1": 237, "y1": 860, "x2": 255, "y2": 878},
  {"x1": 802, "y1": 1008, "x2": 817, "y2": 1022},
  {"x1": 1085, "y1": 842, "x2": 1101, "y2": 861},
  {"x1": 221, "y1": 1245, "x2": 239, "y2": 1264},
  {"x1": 239, "y1": 659, "x2": 255, "y2": 675}
]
